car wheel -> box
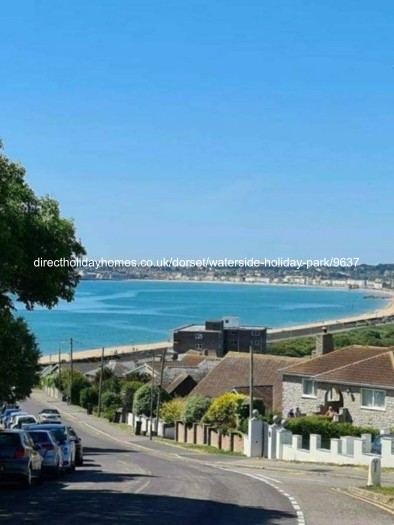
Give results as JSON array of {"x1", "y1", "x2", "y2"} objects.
[
  {"x1": 77, "y1": 457, "x2": 83, "y2": 467},
  {"x1": 23, "y1": 467, "x2": 32, "y2": 489}
]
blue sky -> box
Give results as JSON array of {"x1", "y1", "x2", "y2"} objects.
[{"x1": 2, "y1": 1, "x2": 393, "y2": 263}]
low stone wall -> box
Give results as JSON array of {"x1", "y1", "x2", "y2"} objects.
[
  {"x1": 272, "y1": 429, "x2": 394, "y2": 468},
  {"x1": 175, "y1": 421, "x2": 244, "y2": 453}
]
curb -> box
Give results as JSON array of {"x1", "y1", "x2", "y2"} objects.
[{"x1": 333, "y1": 487, "x2": 394, "y2": 516}]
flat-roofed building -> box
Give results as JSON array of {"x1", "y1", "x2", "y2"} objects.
[{"x1": 173, "y1": 317, "x2": 267, "y2": 357}]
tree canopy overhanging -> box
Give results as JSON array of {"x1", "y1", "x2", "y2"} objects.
[{"x1": 0, "y1": 143, "x2": 86, "y2": 401}]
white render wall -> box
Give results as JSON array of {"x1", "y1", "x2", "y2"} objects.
[
  {"x1": 282, "y1": 377, "x2": 394, "y2": 429},
  {"x1": 275, "y1": 431, "x2": 394, "y2": 468}
]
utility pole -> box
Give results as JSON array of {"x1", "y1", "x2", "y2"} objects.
[
  {"x1": 97, "y1": 347, "x2": 105, "y2": 418},
  {"x1": 155, "y1": 347, "x2": 167, "y2": 435},
  {"x1": 69, "y1": 337, "x2": 74, "y2": 405},
  {"x1": 58, "y1": 343, "x2": 62, "y2": 384},
  {"x1": 149, "y1": 351, "x2": 155, "y2": 440},
  {"x1": 249, "y1": 345, "x2": 254, "y2": 419}
]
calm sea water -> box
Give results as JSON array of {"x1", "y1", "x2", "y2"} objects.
[{"x1": 17, "y1": 280, "x2": 387, "y2": 355}]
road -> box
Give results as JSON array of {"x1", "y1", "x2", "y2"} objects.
[{"x1": 0, "y1": 396, "x2": 298, "y2": 525}]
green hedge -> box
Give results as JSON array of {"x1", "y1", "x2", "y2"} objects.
[{"x1": 286, "y1": 416, "x2": 379, "y2": 444}]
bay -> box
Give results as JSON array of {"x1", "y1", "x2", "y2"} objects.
[{"x1": 17, "y1": 280, "x2": 387, "y2": 355}]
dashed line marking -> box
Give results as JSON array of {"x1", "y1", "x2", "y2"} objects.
[{"x1": 220, "y1": 467, "x2": 306, "y2": 525}]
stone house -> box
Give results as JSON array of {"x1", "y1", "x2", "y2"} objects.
[{"x1": 281, "y1": 343, "x2": 394, "y2": 429}]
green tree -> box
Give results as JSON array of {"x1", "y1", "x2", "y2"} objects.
[
  {"x1": 80, "y1": 386, "x2": 99, "y2": 409},
  {"x1": 182, "y1": 395, "x2": 212, "y2": 425},
  {"x1": 121, "y1": 381, "x2": 144, "y2": 412},
  {"x1": 132, "y1": 384, "x2": 170, "y2": 417},
  {"x1": 0, "y1": 144, "x2": 86, "y2": 400},
  {"x1": 0, "y1": 311, "x2": 40, "y2": 402}
]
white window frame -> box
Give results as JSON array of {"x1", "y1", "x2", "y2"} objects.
[
  {"x1": 253, "y1": 339, "x2": 261, "y2": 346},
  {"x1": 195, "y1": 334, "x2": 203, "y2": 340},
  {"x1": 251, "y1": 331, "x2": 261, "y2": 336},
  {"x1": 229, "y1": 339, "x2": 238, "y2": 345},
  {"x1": 195, "y1": 343, "x2": 203, "y2": 350},
  {"x1": 302, "y1": 379, "x2": 317, "y2": 398},
  {"x1": 361, "y1": 388, "x2": 386, "y2": 411}
]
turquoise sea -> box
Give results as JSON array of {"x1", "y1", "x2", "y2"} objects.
[{"x1": 17, "y1": 280, "x2": 387, "y2": 355}]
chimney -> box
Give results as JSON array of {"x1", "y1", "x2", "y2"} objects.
[{"x1": 315, "y1": 328, "x2": 334, "y2": 355}]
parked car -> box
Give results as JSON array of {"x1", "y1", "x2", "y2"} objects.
[
  {"x1": 24, "y1": 424, "x2": 76, "y2": 472},
  {"x1": 68, "y1": 426, "x2": 83, "y2": 466},
  {"x1": 0, "y1": 430, "x2": 43, "y2": 488},
  {"x1": 11, "y1": 415, "x2": 38, "y2": 429},
  {"x1": 38, "y1": 408, "x2": 61, "y2": 424},
  {"x1": 27, "y1": 429, "x2": 64, "y2": 478},
  {"x1": 2, "y1": 409, "x2": 22, "y2": 429},
  {"x1": 371, "y1": 434, "x2": 394, "y2": 455}
]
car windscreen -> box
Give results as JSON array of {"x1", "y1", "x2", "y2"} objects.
[
  {"x1": 50, "y1": 428, "x2": 67, "y2": 442},
  {"x1": 41, "y1": 409, "x2": 59, "y2": 414},
  {"x1": 28, "y1": 432, "x2": 51, "y2": 444}
]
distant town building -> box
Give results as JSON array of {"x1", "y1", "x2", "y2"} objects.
[{"x1": 173, "y1": 317, "x2": 267, "y2": 357}]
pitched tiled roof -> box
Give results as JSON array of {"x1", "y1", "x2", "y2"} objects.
[
  {"x1": 165, "y1": 372, "x2": 197, "y2": 396},
  {"x1": 282, "y1": 345, "x2": 394, "y2": 388},
  {"x1": 190, "y1": 352, "x2": 302, "y2": 411}
]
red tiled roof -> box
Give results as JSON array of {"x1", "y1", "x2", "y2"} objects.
[
  {"x1": 190, "y1": 352, "x2": 302, "y2": 411},
  {"x1": 282, "y1": 345, "x2": 394, "y2": 388}
]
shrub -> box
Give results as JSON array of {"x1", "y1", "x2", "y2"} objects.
[
  {"x1": 132, "y1": 384, "x2": 170, "y2": 417},
  {"x1": 182, "y1": 395, "x2": 212, "y2": 425},
  {"x1": 160, "y1": 398, "x2": 185, "y2": 424},
  {"x1": 121, "y1": 381, "x2": 145, "y2": 412},
  {"x1": 101, "y1": 391, "x2": 122, "y2": 410},
  {"x1": 57, "y1": 369, "x2": 90, "y2": 405},
  {"x1": 203, "y1": 393, "x2": 247, "y2": 433},
  {"x1": 79, "y1": 386, "x2": 99, "y2": 409},
  {"x1": 285, "y1": 416, "x2": 379, "y2": 443},
  {"x1": 103, "y1": 407, "x2": 117, "y2": 422}
]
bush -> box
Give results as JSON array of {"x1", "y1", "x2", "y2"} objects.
[
  {"x1": 121, "y1": 381, "x2": 145, "y2": 412},
  {"x1": 101, "y1": 391, "x2": 122, "y2": 410},
  {"x1": 160, "y1": 398, "x2": 185, "y2": 424},
  {"x1": 285, "y1": 416, "x2": 379, "y2": 444},
  {"x1": 79, "y1": 386, "x2": 99, "y2": 409},
  {"x1": 203, "y1": 393, "x2": 247, "y2": 433},
  {"x1": 132, "y1": 384, "x2": 170, "y2": 417},
  {"x1": 57, "y1": 369, "x2": 90, "y2": 405},
  {"x1": 103, "y1": 407, "x2": 117, "y2": 422},
  {"x1": 182, "y1": 395, "x2": 212, "y2": 425}
]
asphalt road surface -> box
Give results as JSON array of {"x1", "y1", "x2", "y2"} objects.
[{"x1": 0, "y1": 397, "x2": 298, "y2": 525}]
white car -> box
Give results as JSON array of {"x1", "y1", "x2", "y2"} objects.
[
  {"x1": 38, "y1": 408, "x2": 62, "y2": 423},
  {"x1": 10, "y1": 414, "x2": 38, "y2": 429}
]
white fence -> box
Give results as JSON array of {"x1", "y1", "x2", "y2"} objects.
[
  {"x1": 268, "y1": 428, "x2": 394, "y2": 468},
  {"x1": 127, "y1": 412, "x2": 175, "y2": 439}
]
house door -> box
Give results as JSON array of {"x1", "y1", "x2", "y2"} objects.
[{"x1": 324, "y1": 387, "x2": 344, "y2": 413}]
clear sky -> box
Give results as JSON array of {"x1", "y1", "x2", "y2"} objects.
[{"x1": 1, "y1": 1, "x2": 393, "y2": 263}]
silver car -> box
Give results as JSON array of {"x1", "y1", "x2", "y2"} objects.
[
  {"x1": 0, "y1": 430, "x2": 43, "y2": 488},
  {"x1": 27, "y1": 429, "x2": 64, "y2": 478},
  {"x1": 25, "y1": 424, "x2": 76, "y2": 472}
]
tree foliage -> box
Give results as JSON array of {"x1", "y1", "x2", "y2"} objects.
[
  {"x1": 0, "y1": 311, "x2": 40, "y2": 401},
  {"x1": 202, "y1": 392, "x2": 247, "y2": 433},
  {"x1": 182, "y1": 395, "x2": 212, "y2": 425},
  {"x1": 132, "y1": 384, "x2": 170, "y2": 417},
  {"x1": 0, "y1": 144, "x2": 86, "y2": 401},
  {"x1": 160, "y1": 398, "x2": 185, "y2": 424}
]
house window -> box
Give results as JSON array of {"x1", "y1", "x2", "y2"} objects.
[
  {"x1": 251, "y1": 331, "x2": 260, "y2": 336},
  {"x1": 230, "y1": 339, "x2": 238, "y2": 345},
  {"x1": 361, "y1": 389, "x2": 386, "y2": 410},
  {"x1": 230, "y1": 330, "x2": 237, "y2": 336},
  {"x1": 195, "y1": 334, "x2": 203, "y2": 340},
  {"x1": 302, "y1": 379, "x2": 317, "y2": 398},
  {"x1": 253, "y1": 339, "x2": 261, "y2": 346},
  {"x1": 195, "y1": 343, "x2": 203, "y2": 350}
]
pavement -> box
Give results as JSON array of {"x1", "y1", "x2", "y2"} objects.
[{"x1": 24, "y1": 390, "x2": 394, "y2": 524}]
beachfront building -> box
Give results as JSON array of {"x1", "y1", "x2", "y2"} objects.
[
  {"x1": 172, "y1": 317, "x2": 267, "y2": 357},
  {"x1": 281, "y1": 343, "x2": 394, "y2": 429}
]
